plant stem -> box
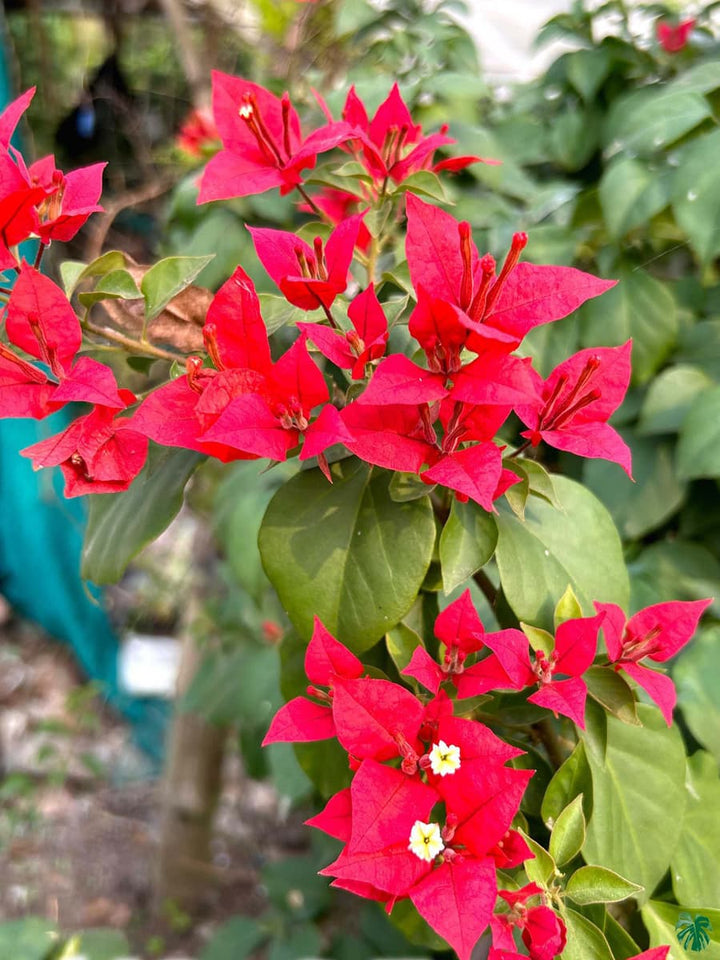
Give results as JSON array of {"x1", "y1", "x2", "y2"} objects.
[
  {"x1": 473, "y1": 568, "x2": 498, "y2": 608},
  {"x1": 508, "y1": 439, "x2": 532, "y2": 459},
  {"x1": 82, "y1": 318, "x2": 180, "y2": 362},
  {"x1": 296, "y1": 183, "x2": 329, "y2": 221},
  {"x1": 533, "y1": 717, "x2": 567, "y2": 770}
]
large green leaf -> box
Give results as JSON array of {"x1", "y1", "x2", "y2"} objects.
[
  {"x1": 629, "y1": 540, "x2": 720, "y2": 614},
  {"x1": 495, "y1": 475, "x2": 628, "y2": 630},
  {"x1": 560, "y1": 907, "x2": 614, "y2": 960},
  {"x1": 258, "y1": 460, "x2": 435, "y2": 652},
  {"x1": 604, "y1": 87, "x2": 711, "y2": 156},
  {"x1": 82, "y1": 444, "x2": 203, "y2": 583},
  {"x1": 140, "y1": 254, "x2": 214, "y2": 320},
  {"x1": 642, "y1": 901, "x2": 720, "y2": 959},
  {"x1": 584, "y1": 433, "x2": 686, "y2": 539},
  {"x1": 675, "y1": 625, "x2": 720, "y2": 764},
  {"x1": 565, "y1": 865, "x2": 642, "y2": 905},
  {"x1": 583, "y1": 704, "x2": 687, "y2": 904},
  {"x1": 200, "y1": 917, "x2": 266, "y2": 960},
  {"x1": 637, "y1": 364, "x2": 714, "y2": 435},
  {"x1": 580, "y1": 268, "x2": 677, "y2": 385},
  {"x1": 438, "y1": 498, "x2": 497, "y2": 593},
  {"x1": 599, "y1": 157, "x2": 669, "y2": 239},
  {"x1": 677, "y1": 385, "x2": 720, "y2": 480},
  {"x1": 0, "y1": 918, "x2": 55, "y2": 960},
  {"x1": 542, "y1": 740, "x2": 593, "y2": 827},
  {"x1": 672, "y1": 751, "x2": 720, "y2": 909},
  {"x1": 566, "y1": 47, "x2": 611, "y2": 102},
  {"x1": 671, "y1": 130, "x2": 720, "y2": 264},
  {"x1": 75, "y1": 929, "x2": 132, "y2": 960}
]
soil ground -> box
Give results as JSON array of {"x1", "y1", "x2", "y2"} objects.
[{"x1": 0, "y1": 614, "x2": 308, "y2": 959}]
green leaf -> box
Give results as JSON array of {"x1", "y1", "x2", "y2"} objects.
[
  {"x1": 389, "y1": 471, "x2": 434, "y2": 502},
  {"x1": 495, "y1": 475, "x2": 628, "y2": 631},
  {"x1": 542, "y1": 740, "x2": 593, "y2": 827},
  {"x1": 549, "y1": 794, "x2": 586, "y2": 866},
  {"x1": 295, "y1": 737, "x2": 352, "y2": 797},
  {"x1": 520, "y1": 830, "x2": 557, "y2": 887},
  {"x1": 200, "y1": 917, "x2": 266, "y2": 960},
  {"x1": 599, "y1": 157, "x2": 669, "y2": 239},
  {"x1": 63, "y1": 250, "x2": 127, "y2": 296},
  {"x1": 75, "y1": 929, "x2": 131, "y2": 960},
  {"x1": 391, "y1": 169, "x2": 448, "y2": 203},
  {"x1": 258, "y1": 460, "x2": 435, "y2": 652},
  {"x1": 602, "y1": 913, "x2": 641, "y2": 960},
  {"x1": 580, "y1": 268, "x2": 677, "y2": 385},
  {"x1": 672, "y1": 751, "x2": 720, "y2": 908},
  {"x1": 263, "y1": 856, "x2": 331, "y2": 920},
  {"x1": 677, "y1": 385, "x2": 720, "y2": 480},
  {"x1": 559, "y1": 907, "x2": 614, "y2": 960},
  {"x1": 604, "y1": 88, "x2": 712, "y2": 156},
  {"x1": 77, "y1": 268, "x2": 141, "y2": 307},
  {"x1": 82, "y1": 444, "x2": 203, "y2": 583},
  {"x1": 0, "y1": 918, "x2": 56, "y2": 960},
  {"x1": 213, "y1": 460, "x2": 297, "y2": 600},
  {"x1": 438, "y1": 498, "x2": 497, "y2": 593},
  {"x1": 550, "y1": 106, "x2": 600, "y2": 171},
  {"x1": 386, "y1": 622, "x2": 423, "y2": 675},
  {"x1": 257, "y1": 293, "x2": 314, "y2": 334},
  {"x1": 642, "y1": 901, "x2": 720, "y2": 959},
  {"x1": 584, "y1": 666, "x2": 640, "y2": 725},
  {"x1": 629, "y1": 540, "x2": 720, "y2": 613},
  {"x1": 671, "y1": 60, "x2": 720, "y2": 94},
  {"x1": 268, "y1": 925, "x2": 322, "y2": 960},
  {"x1": 583, "y1": 704, "x2": 687, "y2": 905},
  {"x1": 521, "y1": 622, "x2": 554, "y2": 656},
  {"x1": 675, "y1": 624, "x2": 720, "y2": 764},
  {"x1": 566, "y1": 865, "x2": 643, "y2": 905},
  {"x1": 637, "y1": 364, "x2": 714, "y2": 435},
  {"x1": 671, "y1": 129, "x2": 720, "y2": 264},
  {"x1": 140, "y1": 254, "x2": 214, "y2": 320},
  {"x1": 183, "y1": 645, "x2": 281, "y2": 727},
  {"x1": 566, "y1": 47, "x2": 611, "y2": 102},
  {"x1": 60, "y1": 259, "x2": 87, "y2": 296},
  {"x1": 584, "y1": 432, "x2": 686, "y2": 539},
  {"x1": 554, "y1": 584, "x2": 584, "y2": 627}
]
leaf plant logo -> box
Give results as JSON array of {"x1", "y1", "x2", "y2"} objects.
[{"x1": 675, "y1": 912, "x2": 712, "y2": 952}]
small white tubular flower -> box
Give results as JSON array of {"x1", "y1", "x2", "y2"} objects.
[
  {"x1": 408, "y1": 820, "x2": 444, "y2": 862},
  {"x1": 429, "y1": 740, "x2": 461, "y2": 776}
]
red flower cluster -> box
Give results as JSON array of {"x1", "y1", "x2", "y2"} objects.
[
  {"x1": 0, "y1": 76, "x2": 632, "y2": 507},
  {"x1": 262, "y1": 589, "x2": 707, "y2": 956},
  {"x1": 262, "y1": 609, "x2": 543, "y2": 960},
  {"x1": 657, "y1": 18, "x2": 695, "y2": 53},
  {"x1": 0, "y1": 89, "x2": 104, "y2": 264}
]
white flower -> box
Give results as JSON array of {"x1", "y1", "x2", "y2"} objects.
[
  {"x1": 408, "y1": 820, "x2": 444, "y2": 862},
  {"x1": 429, "y1": 740, "x2": 461, "y2": 776}
]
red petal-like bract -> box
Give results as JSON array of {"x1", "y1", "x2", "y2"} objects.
[
  {"x1": 554, "y1": 613, "x2": 602, "y2": 677},
  {"x1": 529, "y1": 676, "x2": 589, "y2": 729},
  {"x1": 52, "y1": 357, "x2": 126, "y2": 409},
  {"x1": 5, "y1": 264, "x2": 81, "y2": 374},
  {"x1": 621, "y1": 662, "x2": 677, "y2": 726},
  {"x1": 421, "y1": 443, "x2": 503, "y2": 511},
  {"x1": 358, "y1": 354, "x2": 448, "y2": 406},
  {"x1": 305, "y1": 787, "x2": 352, "y2": 842},
  {"x1": 304, "y1": 616, "x2": 363, "y2": 687},
  {"x1": 331, "y1": 676, "x2": 424, "y2": 762},
  {"x1": 435, "y1": 589, "x2": 485, "y2": 654},
  {"x1": 348, "y1": 760, "x2": 437, "y2": 853},
  {"x1": 261, "y1": 696, "x2": 335, "y2": 745},
  {"x1": 204, "y1": 266, "x2": 272, "y2": 374},
  {"x1": 402, "y1": 645, "x2": 444, "y2": 694},
  {"x1": 0, "y1": 87, "x2": 34, "y2": 147},
  {"x1": 409, "y1": 858, "x2": 497, "y2": 960}
]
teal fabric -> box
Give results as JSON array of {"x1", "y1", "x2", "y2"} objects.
[{"x1": 0, "y1": 26, "x2": 166, "y2": 764}]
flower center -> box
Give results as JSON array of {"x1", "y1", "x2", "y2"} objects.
[
  {"x1": 429, "y1": 740, "x2": 461, "y2": 777},
  {"x1": 408, "y1": 820, "x2": 444, "y2": 862}
]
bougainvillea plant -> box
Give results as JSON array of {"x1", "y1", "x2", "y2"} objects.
[{"x1": 0, "y1": 77, "x2": 713, "y2": 959}]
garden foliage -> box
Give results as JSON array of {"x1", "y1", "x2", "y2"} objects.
[{"x1": 1, "y1": 1, "x2": 720, "y2": 958}]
